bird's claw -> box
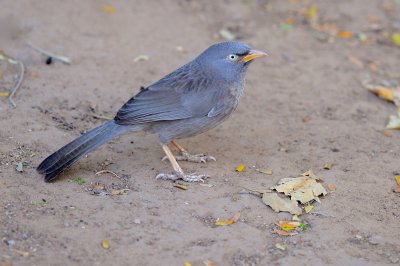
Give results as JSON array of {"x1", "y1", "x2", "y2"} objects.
[
  {"x1": 162, "y1": 152, "x2": 216, "y2": 164},
  {"x1": 156, "y1": 171, "x2": 209, "y2": 182}
]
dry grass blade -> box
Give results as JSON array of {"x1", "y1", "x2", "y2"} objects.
[{"x1": 95, "y1": 170, "x2": 121, "y2": 179}]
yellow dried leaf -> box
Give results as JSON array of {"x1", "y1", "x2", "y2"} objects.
[
  {"x1": 337, "y1": 31, "x2": 353, "y2": 38},
  {"x1": 174, "y1": 184, "x2": 188, "y2": 190},
  {"x1": 304, "y1": 205, "x2": 314, "y2": 213},
  {"x1": 276, "y1": 221, "x2": 301, "y2": 231},
  {"x1": 274, "y1": 228, "x2": 298, "y2": 236},
  {"x1": 275, "y1": 243, "x2": 286, "y2": 250},
  {"x1": 101, "y1": 5, "x2": 116, "y2": 14},
  {"x1": 370, "y1": 87, "x2": 395, "y2": 102},
  {"x1": 391, "y1": 33, "x2": 400, "y2": 46},
  {"x1": 215, "y1": 219, "x2": 234, "y2": 226},
  {"x1": 323, "y1": 162, "x2": 333, "y2": 170},
  {"x1": 386, "y1": 114, "x2": 400, "y2": 129},
  {"x1": 236, "y1": 164, "x2": 246, "y2": 172},
  {"x1": 305, "y1": 4, "x2": 318, "y2": 18},
  {"x1": 184, "y1": 262, "x2": 192, "y2": 266},
  {"x1": 395, "y1": 176, "x2": 400, "y2": 186},
  {"x1": 327, "y1": 183, "x2": 336, "y2": 191},
  {"x1": 101, "y1": 239, "x2": 110, "y2": 249},
  {"x1": 0, "y1": 92, "x2": 9, "y2": 97},
  {"x1": 215, "y1": 212, "x2": 240, "y2": 226}
]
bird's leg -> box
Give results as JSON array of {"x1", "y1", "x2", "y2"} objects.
[
  {"x1": 162, "y1": 140, "x2": 216, "y2": 163},
  {"x1": 156, "y1": 144, "x2": 209, "y2": 182}
]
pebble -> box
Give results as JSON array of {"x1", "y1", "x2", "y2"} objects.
[
  {"x1": 133, "y1": 218, "x2": 141, "y2": 224},
  {"x1": 368, "y1": 234, "x2": 383, "y2": 245}
]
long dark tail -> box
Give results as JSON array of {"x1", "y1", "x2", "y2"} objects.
[{"x1": 37, "y1": 120, "x2": 128, "y2": 182}]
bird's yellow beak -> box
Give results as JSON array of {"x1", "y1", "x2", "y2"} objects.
[{"x1": 241, "y1": 50, "x2": 268, "y2": 62}]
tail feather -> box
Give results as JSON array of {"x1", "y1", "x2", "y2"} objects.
[{"x1": 37, "y1": 120, "x2": 127, "y2": 182}]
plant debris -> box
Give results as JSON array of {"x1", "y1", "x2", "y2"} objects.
[
  {"x1": 173, "y1": 184, "x2": 188, "y2": 190},
  {"x1": 262, "y1": 192, "x2": 302, "y2": 215},
  {"x1": 26, "y1": 40, "x2": 71, "y2": 64},
  {"x1": 236, "y1": 164, "x2": 246, "y2": 172},
  {"x1": 101, "y1": 239, "x2": 110, "y2": 249},
  {"x1": 215, "y1": 212, "x2": 240, "y2": 226},
  {"x1": 75, "y1": 176, "x2": 86, "y2": 186},
  {"x1": 256, "y1": 168, "x2": 273, "y2": 175},
  {"x1": 271, "y1": 170, "x2": 327, "y2": 204},
  {"x1": 0, "y1": 50, "x2": 25, "y2": 108},
  {"x1": 323, "y1": 162, "x2": 333, "y2": 170},
  {"x1": 134, "y1": 54, "x2": 150, "y2": 62},
  {"x1": 275, "y1": 243, "x2": 286, "y2": 251}
]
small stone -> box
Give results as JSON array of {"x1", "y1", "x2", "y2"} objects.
[
  {"x1": 16, "y1": 162, "x2": 24, "y2": 172},
  {"x1": 64, "y1": 222, "x2": 70, "y2": 228},
  {"x1": 133, "y1": 218, "x2": 141, "y2": 224},
  {"x1": 368, "y1": 234, "x2": 383, "y2": 245}
]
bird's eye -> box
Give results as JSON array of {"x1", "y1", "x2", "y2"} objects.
[{"x1": 227, "y1": 54, "x2": 238, "y2": 61}]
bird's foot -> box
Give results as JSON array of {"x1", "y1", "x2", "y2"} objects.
[
  {"x1": 162, "y1": 151, "x2": 216, "y2": 163},
  {"x1": 156, "y1": 171, "x2": 209, "y2": 182}
]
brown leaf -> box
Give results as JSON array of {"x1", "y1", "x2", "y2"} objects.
[
  {"x1": 173, "y1": 184, "x2": 188, "y2": 190},
  {"x1": 323, "y1": 162, "x2": 333, "y2": 170}
]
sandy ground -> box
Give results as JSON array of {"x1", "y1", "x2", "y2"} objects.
[{"x1": 1, "y1": 0, "x2": 400, "y2": 265}]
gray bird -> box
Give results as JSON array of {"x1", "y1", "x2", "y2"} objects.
[{"x1": 37, "y1": 41, "x2": 267, "y2": 182}]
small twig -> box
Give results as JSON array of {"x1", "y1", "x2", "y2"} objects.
[
  {"x1": 91, "y1": 113, "x2": 112, "y2": 120},
  {"x1": 0, "y1": 52, "x2": 25, "y2": 108},
  {"x1": 8, "y1": 59, "x2": 25, "y2": 108},
  {"x1": 26, "y1": 40, "x2": 72, "y2": 64},
  {"x1": 95, "y1": 170, "x2": 121, "y2": 179}
]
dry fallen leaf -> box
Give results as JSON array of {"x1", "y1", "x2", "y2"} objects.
[
  {"x1": 337, "y1": 31, "x2": 353, "y2": 38},
  {"x1": 262, "y1": 192, "x2": 302, "y2": 215},
  {"x1": 275, "y1": 221, "x2": 301, "y2": 231},
  {"x1": 184, "y1": 262, "x2": 192, "y2": 266},
  {"x1": 111, "y1": 189, "x2": 129, "y2": 195},
  {"x1": 395, "y1": 176, "x2": 400, "y2": 186},
  {"x1": 292, "y1": 214, "x2": 301, "y2": 221},
  {"x1": 11, "y1": 248, "x2": 29, "y2": 257},
  {"x1": 391, "y1": 33, "x2": 400, "y2": 46},
  {"x1": 101, "y1": 5, "x2": 116, "y2": 14},
  {"x1": 236, "y1": 164, "x2": 246, "y2": 172},
  {"x1": 348, "y1": 55, "x2": 364, "y2": 68},
  {"x1": 271, "y1": 170, "x2": 327, "y2": 204},
  {"x1": 215, "y1": 212, "x2": 240, "y2": 226},
  {"x1": 304, "y1": 205, "x2": 314, "y2": 213},
  {"x1": 323, "y1": 162, "x2": 333, "y2": 170},
  {"x1": 274, "y1": 228, "x2": 298, "y2": 236},
  {"x1": 327, "y1": 183, "x2": 336, "y2": 191},
  {"x1": 386, "y1": 113, "x2": 400, "y2": 129},
  {"x1": 101, "y1": 239, "x2": 110, "y2": 249},
  {"x1": 370, "y1": 87, "x2": 396, "y2": 102},
  {"x1": 275, "y1": 243, "x2": 286, "y2": 250},
  {"x1": 0, "y1": 92, "x2": 9, "y2": 97}
]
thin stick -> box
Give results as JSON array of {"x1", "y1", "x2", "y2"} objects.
[
  {"x1": 8, "y1": 59, "x2": 25, "y2": 108},
  {"x1": 91, "y1": 113, "x2": 112, "y2": 120},
  {"x1": 95, "y1": 170, "x2": 121, "y2": 179},
  {"x1": 26, "y1": 40, "x2": 72, "y2": 64}
]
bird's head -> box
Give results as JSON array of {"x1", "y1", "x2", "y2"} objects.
[{"x1": 196, "y1": 41, "x2": 267, "y2": 81}]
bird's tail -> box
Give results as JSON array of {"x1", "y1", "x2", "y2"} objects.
[{"x1": 37, "y1": 120, "x2": 128, "y2": 182}]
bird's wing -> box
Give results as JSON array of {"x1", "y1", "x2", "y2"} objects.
[{"x1": 115, "y1": 65, "x2": 224, "y2": 125}]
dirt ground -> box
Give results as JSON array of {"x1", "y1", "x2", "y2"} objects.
[{"x1": 1, "y1": 0, "x2": 400, "y2": 265}]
